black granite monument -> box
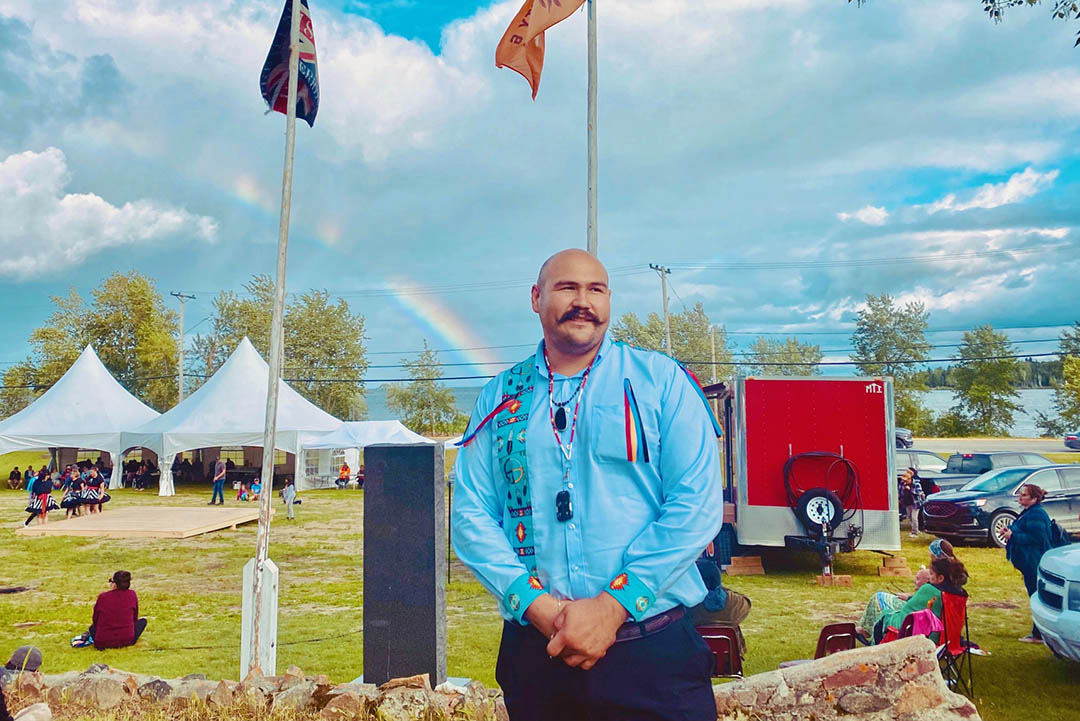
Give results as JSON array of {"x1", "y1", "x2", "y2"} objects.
[{"x1": 362, "y1": 444, "x2": 447, "y2": 686}]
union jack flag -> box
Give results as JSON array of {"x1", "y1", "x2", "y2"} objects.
[{"x1": 260, "y1": 0, "x2": 320, "y2": 127}]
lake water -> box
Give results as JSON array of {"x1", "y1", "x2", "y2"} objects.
[
  {"x1": 366, "y1": 386, "x2": 1057, "y2": 438},
  {"x1": 920, "y1": 389, "x2": 1054, "y2": 437}
]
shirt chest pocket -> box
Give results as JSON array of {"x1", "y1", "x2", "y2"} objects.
[{"x1": 591, "y1": 397, "x2": 660, "y2": 466}]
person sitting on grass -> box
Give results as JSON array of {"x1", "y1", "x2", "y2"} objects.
[
  {"x1": 250, "y1": 477, "x2": 262, "y2": 501},
  {"x1": 72, "y1": 571, "x2": 147, "y2": 650},
  {"x1": 871, "y1": 557, "x2": 968, "y2": 644},
  {"x1": 7, "y1": 467, "x2": 20, "y2": 490}
]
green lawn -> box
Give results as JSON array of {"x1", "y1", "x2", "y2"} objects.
[{"x1": 2, "y1": 482, "x2": 1077, "y2": 720}]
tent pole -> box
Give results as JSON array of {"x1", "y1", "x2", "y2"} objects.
[{"x1": 248, "y1": 0, "x2": 301, "y2": 679}]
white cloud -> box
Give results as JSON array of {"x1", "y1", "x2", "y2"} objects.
[
  {"x1": 0, "y1": 147, "x2": 217, "y2": 276},
  {"x1": 837, "y1": 205, "x2": 889, "y2": 225},
  {"x1": 924, "y1": 167, "x2": 1059, "y2": 214}
]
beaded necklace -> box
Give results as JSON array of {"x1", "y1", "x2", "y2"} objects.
[{"x1": 543, "y1": 346, "x2": 598, "y2": 463}]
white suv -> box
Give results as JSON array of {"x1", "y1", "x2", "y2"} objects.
[{"x1": 1031, "y1": 544, "x2": 1080, "y2": 662}]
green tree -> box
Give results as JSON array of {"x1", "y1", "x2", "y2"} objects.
[
  {"x1": 0, "y1": 362, "x2": 38, "y2": 419},
  {"x1": 284, "y1": 290, "x2": 368, "y2": 419},
  {"x1": 950, "y1": 325, "x2": 1022, "y2": 436},
  {"x1": 849, "y1": 294, "x2": 933, "y2": 431},
  {"x1": 611, "y1": 302, "x2": 733, "y2": 381},
  {"x1": 85, "y1": 273, "x2": 179, "y2": 410},
  {"x1": 1, "y1": 272, "x2": 178, "y2": 413},
  {"x1": 190, "y1": 275, "x2": 368, "y2": 417},
  {"x1": 851, "y1": 1, "x2": 1080, "y2": 47},
  {"x1": 190, "y1": 275, "x2": 274, "y2": 380},
  {"x1": 742, "y1": 336, "x2": 824, "y2": 376},
  {"x1": 1035, "y1": 322, "x2": 1080, "y2": 435},
  {"x1": 385, "y1": 341, "x2": 467, "y2": 435}
]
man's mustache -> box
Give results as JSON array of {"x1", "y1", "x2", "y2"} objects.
[{"x1": 559, "y1": 309, "x2": 600, "y2": 324}]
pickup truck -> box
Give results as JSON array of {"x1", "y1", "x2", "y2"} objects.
[{"x1": 920, "y1": 451, "x2": 1054, "y2": 493}]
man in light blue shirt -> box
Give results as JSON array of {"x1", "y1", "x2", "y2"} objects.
[{"x1": 452, "y1": 249, "x2": 725, "y2": 720}]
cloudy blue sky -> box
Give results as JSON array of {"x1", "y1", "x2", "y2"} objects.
[{"x1": 0, "y1": 0, "x2": 1077, "y2": 385}]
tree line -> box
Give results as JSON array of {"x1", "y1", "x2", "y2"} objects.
[
  {"x1": 612, "y1": 296, "x2": 1080, "y2": 438},
  {"x1": 4, "y1": 273, "x2": 1078, "y2": 439},
  {"x1": 0, "y1": 271, "x2": 468, "y2": 436}
]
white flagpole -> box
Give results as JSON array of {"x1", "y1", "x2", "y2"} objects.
[
  {"x1": 586, "y1": 0, "x2": 598, "y2": 257},
  {"x1": 248, "y1": 0, "x2": 301, "y2": 677}
]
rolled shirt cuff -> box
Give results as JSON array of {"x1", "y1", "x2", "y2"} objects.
[
  {"x1": 503, "y1": 573, "x2": 547, "y2": 625},
  {"x1": 606, "y1": 569, "x2": 656, "y2": 622}
]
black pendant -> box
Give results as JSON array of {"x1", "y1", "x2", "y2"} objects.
[{"x1": 555, "y1": 406, "x2": 567, "y2": 431}]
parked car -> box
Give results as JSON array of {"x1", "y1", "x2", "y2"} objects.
[
  {"x1": 1031, "y1": 543, "x2": 1080, "y2": 662},
  {"x1": 921, "y1": 465, "x2": 1080, "y2": 548},
  {"x1": 1066, "y1": 432, "x2": 1080, "y2": 450},
  {"x1": 918, "y1": 452, "x2": 1054, "y2": 493},
  {"x1": 895, "y1": 427, "x2": 914, "y2": 448},
  {"x1": 895, "y1": 449, "x2": 947, "y2": 474}
]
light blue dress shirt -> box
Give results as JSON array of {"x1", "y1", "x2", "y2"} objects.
[{"x1": 451, "y1": 334, "x2": 724, "y2": 625}]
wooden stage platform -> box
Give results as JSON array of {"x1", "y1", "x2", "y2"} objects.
[{"x1": 15, "y1": 506, "x2": 266, "y2": 539}]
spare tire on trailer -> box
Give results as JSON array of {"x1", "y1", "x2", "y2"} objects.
[{"x1": 795, "y1": 488, "x2": 844, "y2": 537}]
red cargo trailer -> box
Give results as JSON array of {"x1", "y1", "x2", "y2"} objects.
[{"x1": 717, "y1": 376, "x2": 900, "y2": 566}]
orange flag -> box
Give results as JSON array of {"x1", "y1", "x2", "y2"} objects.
[{"x1": 495, "y1": 0, "x2": 585, "y2": 99}]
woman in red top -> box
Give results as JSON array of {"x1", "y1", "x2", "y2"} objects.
[{"x1": 84, "y1": 571, "x2": 147, "y2": 649}]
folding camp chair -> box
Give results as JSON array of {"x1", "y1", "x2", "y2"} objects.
[
  {"x1": 696, "y1": 625, "x2": 742, "y2": 679},
  {"x1": 938, "y1": 591, "x2": 974, "y2": 698}
]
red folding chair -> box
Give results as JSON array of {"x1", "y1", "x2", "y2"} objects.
[
  {"x1": 696, "y1": 625, "x2": 743, "y2": 678},
  {"x1": 938, "y1": 591, "x2": 974, "y2": 698},
  {"x1": 814, "y1": 622, "x2": 858, "y2": 659}
]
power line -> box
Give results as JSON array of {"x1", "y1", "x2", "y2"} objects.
[
  {"x1": 0, "y1": 352, "x2": 1064, "y2": 391},
  {"x1": 667, "y1": 244, "x2": 1072, "y2": 271}
]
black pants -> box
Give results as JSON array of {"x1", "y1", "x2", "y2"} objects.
[
  {"x1": 89, "y1": 618, "x2": 148, "y2": 647},
  {"x1": 1022, "y1": 569, "x2": 1042, "y2": 639},
  {"x1": 496, "y1": 613, "x2": 716, "y2": 721}
]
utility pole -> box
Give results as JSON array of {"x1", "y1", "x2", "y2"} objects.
[
  {"x1": 710, "y1": 325, "x2": 719, "y2": 420},
  {"x1": 586, "y1": 0, "x2": 598, "y2": 257},
  {"x1": 649, "y1": 264, "x2": 672, "y2": 354},
  {"x1": 710, "y1": 326, "x2": 717, "y2": 384},
  {"x1": 171, "y1": 292, "x2": 195, "y2": 403}
]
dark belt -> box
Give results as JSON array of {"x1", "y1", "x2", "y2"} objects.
[{"x1": 614, "y1": 605, "x2": 685, "y2": 643}]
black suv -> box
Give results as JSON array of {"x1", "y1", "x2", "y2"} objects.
[
  {"x1": 919, "y1": 451, "x2": 1053, "y2": 493},
  {"x1": 921, "y1": 465, "x2": 1080, "y2": 548}
]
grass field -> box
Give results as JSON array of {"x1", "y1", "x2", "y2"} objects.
[{"x1": 1, "y1": 460, "x2": 1077, "y2": 720}]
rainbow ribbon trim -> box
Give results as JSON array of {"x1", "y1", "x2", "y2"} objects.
[
  {"x1": 623, "y1": 378, "x2": 650, "y2": 463},
  {"x1": 456, "y1": 397, "x2": 521, "y2": 447}
]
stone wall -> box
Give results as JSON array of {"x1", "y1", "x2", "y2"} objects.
[
  {"x1": 713, "y1": 637, "x2": 980, "y2": 721},
  {"x1": 2, "y1": 637, "x2": 978, "y2": 720}
]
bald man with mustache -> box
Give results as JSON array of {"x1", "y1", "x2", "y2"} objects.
[{"x1": 452, "y1": 249, "x2": 725, "y2": 721}]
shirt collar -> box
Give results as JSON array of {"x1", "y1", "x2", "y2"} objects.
[{"x1": 534, "y1": 332, "x2": 613, "y2": 380}]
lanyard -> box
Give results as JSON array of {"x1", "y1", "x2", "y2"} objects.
[{"x1": 543, "y1": 345, "x2": 598, "y2": 464}]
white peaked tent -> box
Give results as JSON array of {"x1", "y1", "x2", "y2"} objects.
[
  {"x1": 302, "y1": 421, "x2": 433, "y2": 450},
  {"x1": 122, "y1": 337, "x2": 343, "y2": 496},
  {"x1": 0, "y1": 346, "x2": 161, "y2": 489}
]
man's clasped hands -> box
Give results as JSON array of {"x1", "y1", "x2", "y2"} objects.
[{"x1": 524, "y1": 592, "x2": 630, "y2": 670}]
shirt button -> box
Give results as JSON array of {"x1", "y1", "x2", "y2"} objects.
[
  {"x1": 572, "y1": 565, "x2": 580, "y2": 572},
  {"x1": 568, "y1": 523, "x2": 576, "y2": 530},
  {"x1": 567, "y1": 482, "x2": 574, "y2": 489}
]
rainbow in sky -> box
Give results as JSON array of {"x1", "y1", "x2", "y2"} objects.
[{"x1": 385, "y1": 279, "x2": 509, "y2": 376}]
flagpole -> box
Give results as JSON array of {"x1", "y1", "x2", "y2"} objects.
[
  {"x1": 586, "y1": 0, "x2": 598, "y2": 257},
  {"x1": 248, "y1": 0, "x2": 301, "y2": 677}
]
